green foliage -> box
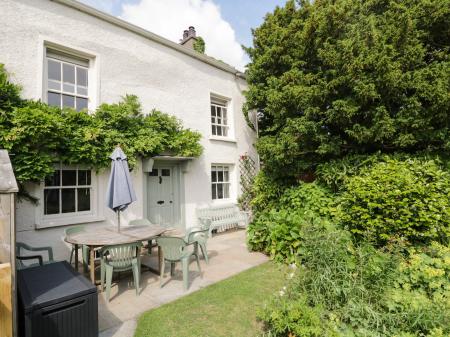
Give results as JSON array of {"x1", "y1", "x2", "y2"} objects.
[
  {"x1": 338, "y1": 157, "x2": 450, "y2": 245},
  {"x1": 259, "y1": 223, "x2": 450, "y2": 337},
  {"x1": 249, "y1": 171, "x2": 289, "y2": 215},
  {"x1": 244, "y1": 0, "x2": 450, "y2": 179},
  {"x1": 193, "y1": 36, "x2": 205, "y2": 54},
  {"x1": 247, "y1": 182, "x2": 333, "y2": 262},
  {"x1": 0, "y1": 64, "x2": 202, "y2": 196}
]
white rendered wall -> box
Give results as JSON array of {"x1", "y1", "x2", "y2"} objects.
[{"x1": 1, "y1": 0, "x2": 256, "y2": 260}]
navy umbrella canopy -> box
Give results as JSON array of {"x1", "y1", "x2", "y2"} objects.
[{"x1": 106, "y1": 146, "x2": 137, "y2": 231}]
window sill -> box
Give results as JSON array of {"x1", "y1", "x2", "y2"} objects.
[
  {"x1": 208, "y1": 136, "x2": 237, "y2": 143},
  {"x1": 36, "y1": 214, "x2": 105, "y2": 229},
  {"x1": 211, "y1": 198, "x2": 236, "y2": 205}
]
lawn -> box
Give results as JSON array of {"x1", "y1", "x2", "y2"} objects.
[{"x1": 134, "y1": 262, "x2": 285, "y2": 337}]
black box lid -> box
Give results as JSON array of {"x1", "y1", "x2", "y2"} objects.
[{"x1": 18, "y1": 261, "x2": 97, "y2": 313}]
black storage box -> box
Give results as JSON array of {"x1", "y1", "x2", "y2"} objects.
[{"x1": 17, "y1": 261, "x2": 98, "y2": 337}]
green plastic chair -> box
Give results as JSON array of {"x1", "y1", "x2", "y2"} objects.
[
  {"x1": 65, "y1": 225, "x2": 89, "y2": 267},
  {"x1": 156, "y1": 236, "x2": 201, "y2": 291},
  {"x1": 100, "y1": 242, "x2": 142, "y2": 302},
  {"x1": 185, "y1": 217, "x2": 212, "y2": 264},
  {"x1": 16, "y1": 242, "x2": 54, "y2": 270},
  {"x1": 129, "y1": 219, "x2": 154, "y2": 254}
]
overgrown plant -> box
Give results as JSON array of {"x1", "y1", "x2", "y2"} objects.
[
  {"x1": 0, "y1": 64, "x2": 203, "y2": 197},
  {"x1": 338, "y1": 157, "x2": 450, "y2": 245},
  {"x1": 259, "y1": 223, "x2": 450, "y2": 337}
]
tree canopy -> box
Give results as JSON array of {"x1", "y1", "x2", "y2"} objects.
[{"x1": 244, "y1": 0, "x2": 450, "y2": 178}]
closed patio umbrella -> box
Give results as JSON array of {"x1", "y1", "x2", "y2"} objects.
[{"x1": 106, "y1": 146, "x2": 136, "y2": 232}]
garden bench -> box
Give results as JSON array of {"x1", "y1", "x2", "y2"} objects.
[{"x1": 196, "y1": 204, "x2": 250, "y2": 235}]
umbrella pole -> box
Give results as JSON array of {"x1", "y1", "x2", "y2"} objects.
[{"x1": 117, "y1": 210, "x2": 121, "y2": 232}]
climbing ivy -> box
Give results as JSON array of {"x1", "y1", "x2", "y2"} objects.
[
  {"x1": 0, "y1": 64, "x2": 203, "y2": 196},
  {"x1": 193, "y1": 36, "x2": 206, "y2": 54}
]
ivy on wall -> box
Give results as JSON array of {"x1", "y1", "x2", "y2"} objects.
[{"x1": 0, "y1": 64, "x2": 203, "y2": 197}]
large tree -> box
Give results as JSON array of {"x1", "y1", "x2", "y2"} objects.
[{"x1": 244, "y1": 0, "x2": 450, "y2": 178}]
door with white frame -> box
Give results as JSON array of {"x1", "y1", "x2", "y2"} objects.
[{"x1": 147, "y1": 166, "x2": 176, "y2": 227}]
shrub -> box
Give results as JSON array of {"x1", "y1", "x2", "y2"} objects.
[
  {"x1": 247, "y1": 182, "x2": 333, "y2": 262},
  {"x1": 258, "y1": 223, "x2": 450, "y2": 337},
  {"x1": 250, "y1": 171, "x2": 289, "y2": 215},
  {"x1": 338, "y1": 158, "x2": 450, "y2": 245},
  {"x1": 278, "y1": 182, "x2": 333, "y2": 217}
]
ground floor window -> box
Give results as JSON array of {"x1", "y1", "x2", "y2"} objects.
[
  {"x1": 43, "y1": 166, "x2": 92, "y2": 215},
  {"x1": 211, "y1": 165, "x2": 230, "y2": 200}
]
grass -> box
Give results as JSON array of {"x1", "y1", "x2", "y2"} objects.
[{"x1": 134, "y1": 262, "x2": 285, "y2": 337}]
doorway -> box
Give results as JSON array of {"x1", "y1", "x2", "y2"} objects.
[{"x1": 146, "y1": 165, "x2": 179, "y2": 227}]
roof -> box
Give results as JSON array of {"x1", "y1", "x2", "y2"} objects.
[
  {"x1": 0, "y1": 150, "x2": 18, "y2": 193},
  {"x1": 50, "y1": 0, "x2": 246, "y2": 79}
]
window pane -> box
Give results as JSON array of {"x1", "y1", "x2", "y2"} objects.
[
  {"x1": 222, "y1": 108, "x2": 227, "y2": 120},
  {"x1": 44, "y1": 189, "x2": 60, "y2": 215},
  {"x1": 217, "y1": 184, "x2": 223, "y2": 199},
  {"x1": 161, "y1": 169, "x2": 170, "y2": 177},
  {"x1": 77, "y1": 170, "x2": 91, "y2": 185},
  {"x1": 48, "y1": 80, "x2": 61, "y2": 91},
  {"x1": 212, "y1": 125, "x2": 216, "y2": 135},
  {"x1": 224, "y1": 183, "x2": 230, "y2": 198},
  {"x1": 77, "y1": 86, "x2": 88, "y2": 96},
  {"x1": 223, "y1": 127, "x2": 228, "y2": 137},
  {"x1": 224, "y1": 170, "x2": 229, "y2": 182},
  {"x1": 212, "y1": 184, "x2": 216, "y2": 199},
  {"x1": 216, "y1": 108, "x2": 222, "y2": 118},
  {"x1": 211, "y1": 170, "x2": 217, "y2": 182},
  {"x1": 77, "y1": 188, "x2": 90, "y2": 212},
  {"x1": 149, "y1": 169, "x2": 158, "y2": 176},
  {"x1": 211, "y1": 106, "x2": 216, "y2": 116},
  {"x1": 62, "y1": 170, "x2": 76, "y2": 186},
  {"x1": 216, "y1": 126, "x2": 222, "y2": 136},
  {"x1": 48, "y1": 92, "x2": 61, "y2": 107},
  {"x1": 218, "y1": 170, "x2": 223, "y2": 182},
  {"x1": 62, "y1": 95, "x2": 75, "y2": 108},
  {"x1": 211, "y1": 117, "x2": 215, "y2": 123},
  {"x1": 76, "y1": 97, "x2": 88, "y2": 111},
  {"x1": 61, "y1": 188, "x2": 76, "y2": 213},
  {"x1": 63, "y1": 83, "x2": 75, "y2": 93},
  {"x1": 48, "y1": 59, "x2": 61, "y2": 81},
  {"x1": 76, "y1": 67, "x2": 88, "y2": 86},
  {"x1": 45, "y1": 170, "x2": 60, "y2": 186},
  {"x1": 63, "y1": 63, "x2": 75, "y2": 84},
  {"x1": 217, "y1": 118, "x2": 222, "y2": 125}
]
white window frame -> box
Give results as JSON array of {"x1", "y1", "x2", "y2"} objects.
[
  {"x1": 209, "y1": 93, "x2": 235, "y2": 142},
  {"x1": 211, "y1": 165, "x2": 232, "y2": 201},
  {"x1": 39, "y1": 39, "x2": 99, "y2": 111},
  {"x1": 35, "y1": 164, "x2": 102, "y2": 229},
  {"x1": 45, "y1": 52, "x2": 89, "y2": 111}
]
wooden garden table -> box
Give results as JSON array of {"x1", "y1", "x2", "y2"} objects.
[{"x1": 64, "y1": 224, "x2": 172, "y2": 284}]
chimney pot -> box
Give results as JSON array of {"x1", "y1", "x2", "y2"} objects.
[
  {"x1": 188, "y1": 26, "x2": 196, "y2": 37},
  {"x1": 183, "y1": 30, "x2": 189, "y2": 39}
]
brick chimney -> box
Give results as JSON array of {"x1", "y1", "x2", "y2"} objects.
[{"x1": 180, "y1": 26, "x2": 197, "y2": 50}]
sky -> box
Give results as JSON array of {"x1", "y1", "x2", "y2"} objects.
[{"x1": 78, "y1": 0, "x2": 287, "y2": 70}]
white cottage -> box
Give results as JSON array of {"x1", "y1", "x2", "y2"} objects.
[{"x1": 1, "y1": 0, "x2": 257, "y2": 260}]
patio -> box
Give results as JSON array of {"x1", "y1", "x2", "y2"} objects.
[{"x1": 96, "y1": 229, "x2": 268, "y2": 337}]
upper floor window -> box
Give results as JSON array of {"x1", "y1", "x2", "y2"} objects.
[
  {"x1": 46, "y1": 50, "x2": 89, "y2": 111},
  {"x1": 44, "y1": 166, "x2": 92, "y2": 216},
  {"x1": 210, "y1": 96, "x2": 229, "y2": 137}
]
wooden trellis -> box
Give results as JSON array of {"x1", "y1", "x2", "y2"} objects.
[{"x1": 238, "y1": 154, "x2": 257, "y2": 211}]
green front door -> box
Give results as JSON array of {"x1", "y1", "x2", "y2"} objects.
[{"x1": 147, "y1": 166, "x2": 175, "y2": 227}]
